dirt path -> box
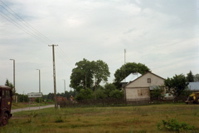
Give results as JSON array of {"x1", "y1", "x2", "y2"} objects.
[{"x1": 11, "y1": 105, "x2": 54, "y2": 113}]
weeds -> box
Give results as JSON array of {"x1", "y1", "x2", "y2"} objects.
[
  {"x1": 157, "y1": 118, "x2": 195, "y2": 132},
  {"x1": 193, "y1": 110, "x2": 199, "y2": 117},
  {"x1": 54, "y1": 115, "x2": 64, "y2": 123}
]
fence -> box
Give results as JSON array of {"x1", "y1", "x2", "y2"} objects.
[{"x1": 57, "y1": 96, "x2": 189, "y2": 108}]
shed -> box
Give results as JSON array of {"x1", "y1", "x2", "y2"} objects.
[{"x1": 188, "y1": 82, "x2": 199, "y2": 91}]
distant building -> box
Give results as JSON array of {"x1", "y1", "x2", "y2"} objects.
[
  {"x1": 188, "y1": 82, "x2": 199, "y2": 92},
  {"x1": 27, "y1": 92, "x2": 43, "y2": 102}
]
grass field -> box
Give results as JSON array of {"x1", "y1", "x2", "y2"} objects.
[{"x1": 1, "y1": 104, "x2": 199, "y2": 133}]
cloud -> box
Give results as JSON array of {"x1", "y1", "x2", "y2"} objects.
[{"x1": 0, "y1": 0, "x2": 198, "y2": 94}]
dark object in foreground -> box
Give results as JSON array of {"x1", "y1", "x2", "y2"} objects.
[
  {"x1": 185, "y1": 92, "x2": 199, "y2": 104},
  {"x1": 0, "y1": 86, "x2": 12, "y2": 126}
]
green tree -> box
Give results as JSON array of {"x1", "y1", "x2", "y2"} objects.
[
  {"x1": 92, "y1": 60, "x2": 110, "y2": 88},
  {"x1": 164, "y1": 74, "x2": 188, "y2": 98},
  {"x1": 5, "y1": 79, "x2": 15, "y2": 94},
  {"x1": 104, "y1": 83, "x2": 117, "y2": 97},
  {"x1": 70, "y1": 59, "x2": 110, "y2": 91},
  {"x1": 186, "y1": 71, "x2": 194, "y2": 82},
  {"x1": 194, "y1": 74, "x2": 199, "y2": 82},
  {"x1": 114, "y1": 62, "x2": 150, "y2": 89}
]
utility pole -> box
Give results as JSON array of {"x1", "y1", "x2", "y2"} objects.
[
  {"x1": 36, "y1": 69, "x2": 41, "y2": 93},
  {"x1": 124, "y1": 49, "x2": 126, "y2": 65},
  {"x1": 124, "y1": 49, "x2": 126, "y2": 82},
  {"x1": 49, "y1": 44, "x2": 58, "y2": 109},
  {"x1": 63, "y1": 79, "x2": 66, "y2": 93},
  {"x1": 10, "y1": 59, "x2": 15, "y2": 93},
  {"x1": 10, "y1": 59, "x2": 17, "y2": 103}
]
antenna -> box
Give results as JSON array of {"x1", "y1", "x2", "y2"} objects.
[{"x1": 124, "y1": 49, "x2": 126, "y2": 65}]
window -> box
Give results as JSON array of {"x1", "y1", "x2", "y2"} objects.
[
  {"x1": 5, "y1": 90, "x2": 11, "y2": 98},
  {"x1": 2, "y1": 90, "x2": 11, "y2": 98},
  {"x1": 147, "y1": 78, "x2": 151, "y2": 83}
]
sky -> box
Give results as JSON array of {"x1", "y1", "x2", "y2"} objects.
[{"x1": 0, "y1": 0, "x2": 199, "y2": 95}]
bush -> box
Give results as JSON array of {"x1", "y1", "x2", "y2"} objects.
[
  {"x1": 157, "y1": 118, "x2": 195, "y2": 132},
  {"x1": 150, "y1": 87, "x2": 164, "y2": 100},
  {"x1": 93, "y1": 88, "x2": 107, "y2": 100},
  {"x1": 18, "y1": 94, "x2": 29, "y2": 102},
  {"x1": 109, "y1": 89, "x2": 124, "y2": 99},
  {"x1": 104, "y1": 83, "x2": 117, "y2": 97},
  {"x1": 75, "y1": 88, "x2": 93, "y2": 101},
  {"x1": 35, "y1": 98, "x2": 43, "y2": 103}
]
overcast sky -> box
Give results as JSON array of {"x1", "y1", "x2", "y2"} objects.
[{"x1": 0, "y1": 0, "x2": 198, "y2": 94}]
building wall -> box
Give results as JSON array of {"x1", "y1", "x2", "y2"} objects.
[
  {"x1": 125, "y1": 72, "x2": 165, "y2": 102},
  {"x1": 126, "y1": 87, "x2": 150, "y2": 101}
]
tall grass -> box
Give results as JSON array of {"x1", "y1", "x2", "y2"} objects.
[{"x1": 1, "y1": 104, "x2": 199, "y2": 133}]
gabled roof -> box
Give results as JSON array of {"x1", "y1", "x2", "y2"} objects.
[
  {"x1": 188, "y1": 82, "x2": 199, "y2": 90},
  {"x1": 125, "y1": 72, "x2": 165, "y2": 86},
  {"x1": 121, "y1": 72, "x2": 141, "y2": 83}
]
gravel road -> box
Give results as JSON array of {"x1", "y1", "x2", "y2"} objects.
[{"x1": 11, "y1": 105, "x2": 54, "y2": 113}]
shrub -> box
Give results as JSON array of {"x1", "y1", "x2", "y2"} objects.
[
  {"x1": 18, "y1": 94, "x2": 29, "y2": 102},
  {"x1": 93, "y1": 88, "x2": 107, "y2": 100},
  {"x1": 109, "y1": 89, "x2": 124, "y2": 99},
  {"x1": 150, "y1": 87, "x2": 164, "y2": 100},
  {"x1": 35, "y1": 98, "x2": 43, "y2": 103},
  {"x1": 75, "y1": 88, "x2": 93, "y2": 101},
  {"x1": 55, "y1": 115, "x2": 64, "y2": 123},
  {"x1": 157, "y1": 118, "x2": 195, "y2": 132}
]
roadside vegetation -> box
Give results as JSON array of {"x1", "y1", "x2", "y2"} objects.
[{"x1": 1, "y1": 104, "x2": 199, "y2": 133}]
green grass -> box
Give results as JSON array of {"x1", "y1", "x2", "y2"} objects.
[{"x1": 1, "y1": 104, "x2": 199, "y2": 133}]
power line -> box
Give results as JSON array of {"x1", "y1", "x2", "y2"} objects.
[{"x1": 0, "y1": 0, "x2": 52, "y2": 44}]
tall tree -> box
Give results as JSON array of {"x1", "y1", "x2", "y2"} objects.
[
  {"x1": 5, "y1": 79, "x2": 15, "y2": 94},
  {"x1": 92, "y1": 60, "x2": 110, "y2": 88},
  {"x1": 70, "y1": 59, "x2": 110, "y2": 91},
  {"x1": 194, "y1": 74, "x2": 199, "y2": 82},
  {"x1": 114, "y1": 62, "x2": 150, "y2": 89},
  {"x1": 165, "y1": 74, "x2": 188, "y2": 98},
  {"x1": 186, "y1": 71, "x2": 194, "y2": 82}
]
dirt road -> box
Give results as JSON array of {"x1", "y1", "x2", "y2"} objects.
[{"x1": 11, "y1": 105, "x2": 54, "y2": 113}]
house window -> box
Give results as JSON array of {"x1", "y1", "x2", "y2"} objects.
[{"x1": 147, "y1": 78, "x2": 151, "y2": 83}]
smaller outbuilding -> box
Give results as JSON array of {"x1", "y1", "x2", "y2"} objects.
[
  {"x1": 27, "y1": 92, "x2": 43, "y2": 102},
  {"x1": 188, "y1": 82, "x2": 199, "y2": 92}
]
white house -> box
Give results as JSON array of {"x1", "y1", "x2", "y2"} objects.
[{"x1": 124, "y1": 72, "x2": 165, "y2": 102}]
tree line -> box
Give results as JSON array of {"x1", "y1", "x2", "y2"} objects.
[{"x1": 3, "y1": 58, "x2": 199, "y2": 102}]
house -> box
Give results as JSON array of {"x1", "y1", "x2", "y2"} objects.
[
  {"x1": 188, "y1": 82, "x2": 199, "y2": 92},
  {"x1": 124, "y1": 72, "x2": 165, "y2": 102}
]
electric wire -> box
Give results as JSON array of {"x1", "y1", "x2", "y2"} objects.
[{"x1": 0, "y1": 0, "x2": 52, "y2": 44}]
